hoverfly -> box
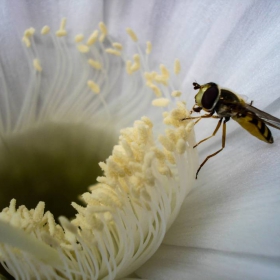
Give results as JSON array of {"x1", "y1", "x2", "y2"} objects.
[{"x1": 182, "y1": 82, "x2": 280, "y2": 179}]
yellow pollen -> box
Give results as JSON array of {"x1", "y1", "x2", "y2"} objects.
[
  {"x1": 75, "y1": 34, "x2": 84, "y2": 43},
  {"x1": 88, "y1": 59, "x2": 102, "y2": 70},
  {"x1": 164, "y1": 149, "x2": 176, "y2": 164},
  {"x1": 98, "y1": 162, "x2": 107, "y2": 172},
  {"x1": 60, "y1": 17, "x2": 67, "y2": 30},
  {"x1": 126, "y1": 60, "x2": 133, "y2": 75},
  {"x1": 146, "y1": 82, "x2": 162, "y2": 97},
  {"x1": 41, "y1": 26, "x2": 50, "y2": 35},
  {"x1": 105, "y1": 48, "x2": 121, "y2": 56},
  {"x1": 141, "y1": 116, "x2": 153, "y2": 128},
  {"x1": 56, "y1": 18, "x2": 67, "y2": 37},
  {"x1": 154, "y1": 74, "x2": 168, "y2": 85},
  {"x1": 87, "y1": 80, "x2": 100, "y2": 94},
  {"x1": 166, "y1": 129, "x2": 177, "y2": 144},
  {"x1": 152, "y1": 148, "x2": 166, "y2": 163},
  {"x1": 112, "y1": 42, "x2": 123, "y2": 50},
  {"x1": 176, "y1": 139, "x2": 186, "y2": 154},
  {"x1": 160, "y1": 64, "x2": 170, "y2": 79},
  {"x1": 152, "y1": 98, "x2": 170, "y2": 107},
  {"x1": 130, "y1": 54, "x2": 141, "y2": 72},
  {"x1": 133, "y1": 54, "x2": 140, "y2": 63},
  {"x1": 146, "y1": 41, "x2": 152, "y2": 54},
  {"x1": 99, "y1": 22, "x2": 108, "y2": 35},
  {"x1": 87, "y1": 30, "x2": 99, "y2": 46},
  {"x1": 33, "y1": 59, "x2": 42, "y2": 72},
  {"x1": 98, "y1": 33, "x2": 105, "y2": 43},
  {"x1": 175, "y1": 126, "x2": 187, "y2": 141},
  {"x1": 174, "y1": 58, "x2": 181, "y2": 74},
  {"x1": 77, "y1": 44, "x2": 90, "y2": 53},
  {"x1": 24, "y1": 27, "x2": 35, "y2": 38},
  {"x1": 126, "y1": 28, "x2": 138, "y2": 42},
  {"x1": 171, "y1": 90, "x2": 182, "y2": 97},
  {"x1": 56, "y1": 29, "x2": 67, "y2": 37},
  {"x1": 158, "y1": 135, "x2": 175, "y2": 152},
  {"x1": 22, "y1": 36, "x2": 31, "y2": 48}
]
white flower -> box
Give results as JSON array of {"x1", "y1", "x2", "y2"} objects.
[{"x1": 0, "y1": 1, "x2": 280, "y2": 280}]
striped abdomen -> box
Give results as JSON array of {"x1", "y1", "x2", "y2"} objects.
[{"x1": 232, "y1": 113, "x2": 273, "y2": 143}]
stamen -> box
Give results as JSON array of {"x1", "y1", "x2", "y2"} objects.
[
  {"x1": 75, "y1": 34, "x2": 84, "y2": 43},
  {"x1": 22, "y1": 36, "x2": 31, "y2": 48},
  {"x1": 160, "y1": 64, "x2": 170, "y2": 79},
  {"x1": 99, "y1": 22, "x2": 108, "y2": 36},
  {"x1": 88, "y1": 59, "x2": 102, "y2": 70},
  {"x1": 56, "y1": 18, "x2": 67, "y2": 37},
  {"x1": 87, "y1": 80, "x2": 100, "y2": 94},
  {"x1": 87, "y1": 30, "x2": 99, "y2": 46},
  {"x1": 171, "y1": 90, "x2": 182, "y2": 97},
  {"x1": 146, "y1": 41, "x2": 152, "y2": 54},
  {"x1": 105, "y1": 48, "x2": 121, "y2": 56},
  {"x1": 152, "y1": 98, "x2": 170, "y2": 107},
  {"x1": 41, "y1": 26, "x2": 50, "y2": 35},
  {"x1": 33, "y1": 59, "x2": 42, "y2": 72},
  {"x1": 24, "y1": 28, "x2": 35, "y2": 38},
  {"x1": 126, "y1": 60, "x2": 133, "y2": 74},
  {"x1": 130, "y1": 54, "x2": 141, "y2": 72},
  {"x1": 112, "y1": 42, "x2": 123, "y2": 50},
  {"x1": 146, "y1": 82, "x2": 162, "y2": 97},
  {"x1": 0, "y1": 18, "x2": 197, "y2": 279},
  {"x1": 126, "y1": 28, "x2": 138, "y2": 42},
  {"x1": 59, "y1": 18, "x2": 67, "y2": 30},
  {"x1": 77, "y1": 44, "x2": 90, "y2": 53},
  {"x1": 174, "y1": 59, "x2": 181, "y2": 75},
  {"x1": 56, "y1": 29, "x2": 67, "y2": 37},
  {"x1": 99, "y1": 22, "x2": 107, "y2": 43}
]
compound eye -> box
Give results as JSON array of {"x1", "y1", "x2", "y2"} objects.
[{"x1": 201, "y1": 85, "x2": 219, "y2": 110}]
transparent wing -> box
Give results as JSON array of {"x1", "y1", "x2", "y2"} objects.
[
  {"x1": 243, "y1": 103, "x2": 280, "y2": 130},
  {"x1": 221, "y1": 99, "x2": 280, "y2": 130},
  {"x1": 236, "y1": 93, "x2": 248, "y2": 103}
]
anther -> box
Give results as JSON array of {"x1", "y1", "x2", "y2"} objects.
[
  {"x1": 126, "y1": 28, "x2": 138, "y2": 42},
  {"x1": 146, "y1": 41, "x2": 152, "y2": 54},
  {"x1": 41, "y1": 26, "x2": 50, "y2": 35},
  {"x1": 174, "y1": 59, "x2": 181, "y2": 74},
  {"x1": 87, "y1": 80, "x2": 100, "y2": 94},
  {"x1": 77, "y1": 44, "x2": 90, "y2": 53},
  {"x1": 152, "y1": 98, "x2": 170, "y2": 107},
  {"x1": 33, "y1": 59, "x2": 42, "y2": 72},
  {"x1": 171, "y1": 90, "x2": 182, "y2": 97},
  {"x1": 75, "y1": 34, "x2": 84, "y2": 43},
  {"x1": 87, "y1": 30, "x2": 99, "y2": 46},
  {"x1": 105, "y1": 48, "x2": 121, "y2": 56},
  {"x1": 88, "y1": 59, "x2": 102, "y2": 70},
  {"x1": 112, "y1": 42, "x2": 123, "y2": 50}
]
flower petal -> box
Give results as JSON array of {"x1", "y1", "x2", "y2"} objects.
[
  {"x1": 163, "y1": 124, "x2": 280, "y2": 258},
  {"x1": 137, "y1": 245, "x2": 280, "y2": 280}
]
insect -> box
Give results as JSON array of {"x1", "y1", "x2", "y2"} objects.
[{"x1": 182, "y1": 82, "x2": 280, "y2": 179}]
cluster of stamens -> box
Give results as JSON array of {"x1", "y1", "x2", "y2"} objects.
[{"x1": 0, "y1": 18, "x2": 197, "y2": 279}]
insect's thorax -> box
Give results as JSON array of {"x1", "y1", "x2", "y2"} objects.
[{"x1": 214, "y1": 89, "x2": 241, "y2": 118}]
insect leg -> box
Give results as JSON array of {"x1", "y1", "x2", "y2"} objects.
[
  {"x1": 195, "y1": 117, "x2": 230, "y2": 179},
  {"x1": 181, "y1": 113, "x2": 213, "y2": 121},
  {"x1": 193, "y1": 118, "x2": 223, "y2": 148},
  {"x1": 194, "y1": 115, "x2": 221, "y2": 125}
]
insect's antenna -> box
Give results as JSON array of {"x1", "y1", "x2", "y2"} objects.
[{"x1": 193, "y1": 82, "x2": 201, "y2": 90}]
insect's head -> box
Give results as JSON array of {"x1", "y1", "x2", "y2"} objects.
[{"x1": 193, "y1": 82, "x2": 221, "y2": 112}]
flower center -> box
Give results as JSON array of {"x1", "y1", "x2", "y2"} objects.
[{"x1": 0, "y1": 122, "x2": 118, "y2": 219}]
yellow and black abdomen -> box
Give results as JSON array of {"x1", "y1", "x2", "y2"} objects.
[{"x1": 232, "y1": 113, "x2": 273, "y2": 143}]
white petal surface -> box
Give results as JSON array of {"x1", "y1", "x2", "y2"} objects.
[
  {"x1": 1, "y1": 0, "x2": 280, "y2": 279},
  {"x1": 163, "y1": 127, "x2": 280, "y2": 255},
  {"x1": 137, "y1": 244, "x2": 280, "y2": 280}
]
